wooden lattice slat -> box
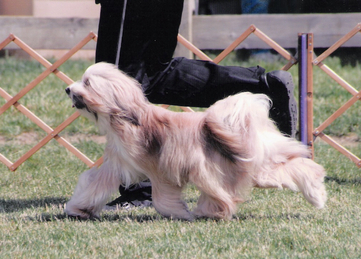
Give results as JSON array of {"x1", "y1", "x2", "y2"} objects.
[
  {"x1": 318, "y1": 133, "x2": 361, "y2": 168},
  {"x1": 311, "y1": 24, "x2": 361, "y2": 167},
  {"x1": 314, "y1": 23, "x2": 361, "y2": 65},
  {"x1": 177, "y1": 34, "x2": 212, "y2": 62},
  {"x1": 212, "y1": 26, "x2": 254, "y2": 64},
  {"x1": 0, "y1": 88, "x2": 92, "y2": 167},
  {"x1": 316, "y1": 62, "x2": 359, "y2": 96},
  {"x1": 0, "y1": 33, "x2": 100, "y2": 171},
  {"x1": 314, "y1": 92, "x2": 361, "y2": 135}
]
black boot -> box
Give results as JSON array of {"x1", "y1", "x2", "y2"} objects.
[
  {"x1": 106, "y1": 182, "x2": 152, "y2": 209},
  {"x1": 261, "y1": 70, "x2": 297, "y2": 138}
]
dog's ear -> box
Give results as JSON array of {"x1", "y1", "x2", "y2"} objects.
[
  {"x1": 110, "y1": 110, "x2": 140, "y2": 128},
  {"x1": 111, "y1": 99, "x2": 141, "y2": 126},
  {"x1": 121, "y1": 111, "x2": 141, "y2": 126}
]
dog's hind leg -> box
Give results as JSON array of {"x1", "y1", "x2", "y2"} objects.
[
  {"x1": 193, "y1": 187, "x2": 237, "y2": 220},
  {"x1": 283, "y1": 157, "x2": 327, "y2": 209},
  {"x1": 254, "y1": 157, "x2": 327, "y2": 209},
  {"x1": 151, "y1": 180, "x2": 193, "y2": 221}
]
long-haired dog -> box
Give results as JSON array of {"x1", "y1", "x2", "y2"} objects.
[{"x1": 65, "y1": 63, "x2": 327, "y2": 221}]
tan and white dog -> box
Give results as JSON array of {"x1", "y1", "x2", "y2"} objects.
[{"x1": 65, "y1": 63, "x2": 327, "y2": 221}]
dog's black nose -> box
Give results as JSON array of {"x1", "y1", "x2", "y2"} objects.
[{"x1": 65, "y1": 87, "x2": 70, "y2": 95}]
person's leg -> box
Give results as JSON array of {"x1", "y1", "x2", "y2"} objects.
[
  {"x1": 146, "y1": 58, "x2": 265, "y2": 107},
  {"x1": 142, "y1": 0, "x2": 184, "y2": 77},
  {"x1": 97, "y1": 0, "x2": 184, "y2": 209},
  {"x1": 95, "y1": 0, "x2": 124, "y2": 65},
  {"x1": 96, "y1": 0, "x2": 158, "y2": 208},
  {"x1": 146, "y1": 57, "x2": 297, "y2": 137},
  {"x1": 96, "y1": 0, "x2": 184, "y2": 81}
]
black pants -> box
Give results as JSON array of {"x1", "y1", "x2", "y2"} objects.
[
  {"x1": 147, "y1": 57, "x2": 266, "y2": 107},
  {"x1": 95, "y1": 0, "x2": 268, "y2": 108}
]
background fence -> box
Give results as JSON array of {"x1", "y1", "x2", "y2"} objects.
[
  {"x1": 0, "y1": 18, "x2": 360, "y2": 170},
  {"x1": 0, "y1": 32, "x2": 103, "y2": 171},
  {"x1": 310, "y1": 24, "x2": 361, "y2": 168}
]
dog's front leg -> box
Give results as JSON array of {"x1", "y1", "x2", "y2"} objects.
[
  {"x1": 151, "y1": 179, "x2": 194, "y2": 221},
  {"x1": 65, "y1": 163, "x2": 121, "y2": 219}
]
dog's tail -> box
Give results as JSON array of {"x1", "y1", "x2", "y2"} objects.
[
  {"x1": 207, "y1": 92, "x2": 327, "y2": 209},
  {"x1": 205, "y1": 92, "x2": 279, "y2": 167}
]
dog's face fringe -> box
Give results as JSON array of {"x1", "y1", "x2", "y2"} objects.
[{"x1": 65, "y1": 62, "x2": 146, "y2": 129}]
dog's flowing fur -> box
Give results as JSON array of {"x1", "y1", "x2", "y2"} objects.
[{"x1": 65, "y1": 63, "x2": 327, "y2": 220}]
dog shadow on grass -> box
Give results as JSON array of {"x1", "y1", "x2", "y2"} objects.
[
  {"x1": 325, "y1": 176, "x2": 361, "y2": 186},
  {"x1": 2, "y1": 176, "x2": 360, "y2": 223},
  {"x1": 0, "y1": 196, "x2": 169, "y2": 222},
  {"x1": 23, "y1": 211, "x2": 318, "y2": 223},
  {"x1": 0, "y1": 196, "x2": 320, "y2": 223},
  {"x1": 0, "y1": 196, "x2": 68, "y2": 213}
]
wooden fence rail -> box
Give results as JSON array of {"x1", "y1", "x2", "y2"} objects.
[{"x1": 1, "y1": 12, "x2": 361, "y2": 54}]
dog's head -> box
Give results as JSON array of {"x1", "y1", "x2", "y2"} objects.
[{"x1": 65, "y1": 62, "x2": 146, "y2": 129}]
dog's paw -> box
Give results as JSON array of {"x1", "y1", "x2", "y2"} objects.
[
  {"x1": 66, "y1": 213, "x2": 99, "y2": 221},
  {"x1": 65, "y1": 203, "x2": 100, "y2": 220}
]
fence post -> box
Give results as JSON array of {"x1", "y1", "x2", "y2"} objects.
[
  {"x1": 307, "y1": 33, "x2": 315, "y2": 158},
  {"x1": 174, "y1": 0, "x2": 194, "y2": 59},
  {"x1": 298, "y1": 33, "x2": 308, "y2": 146}
]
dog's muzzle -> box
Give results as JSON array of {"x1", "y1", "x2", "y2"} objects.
[
  {"x1": 65, "y1": 87, "x2": 87, "y2": 109},
  {"x1": 65, "y1": 87, "x2": 70, "y2": 95}
]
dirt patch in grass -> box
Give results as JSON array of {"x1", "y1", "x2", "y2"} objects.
[{"x1": 315, "y1": 133, "x2": 360, "y2": 148}]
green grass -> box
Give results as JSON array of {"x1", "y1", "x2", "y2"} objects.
[{"x1": 1, "y1": 56, "x2": 361, "y2": 258}]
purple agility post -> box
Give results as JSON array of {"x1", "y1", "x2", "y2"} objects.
[{"x1": 298, "y1": 33, "x2": 308, "y2": 145}]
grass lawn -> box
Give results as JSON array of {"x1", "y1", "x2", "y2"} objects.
[{"x1": 0, "y1": 55, "x2": 361, "y2": 258}]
